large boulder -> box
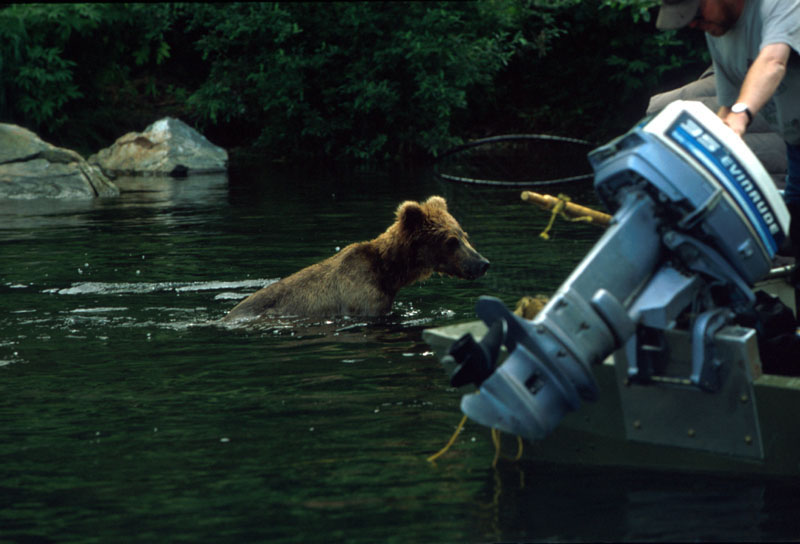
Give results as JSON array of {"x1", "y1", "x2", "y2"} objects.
[
  {"x1": 647, "y1": 68, "x2": 787, "y2": 188},
  {"x1": 89, "y1": 117, "x2": 228, "y2": 177},
  {"x1": 0, "y1": 124, "x2": 119, "y2": 199}
]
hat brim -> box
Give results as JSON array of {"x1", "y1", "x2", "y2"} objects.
[{"x1": 656, "y1": 0, "x2": 701, "y2": 30}]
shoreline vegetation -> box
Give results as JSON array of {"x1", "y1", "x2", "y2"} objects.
[{"x1": 0, "y1": 2, "x2": 708, "y2": 165}]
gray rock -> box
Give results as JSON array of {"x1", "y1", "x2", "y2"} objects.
[
  {"x1": 89, "y1": 117, "x2": 228, "y2": 176},
  {"x1": 0, "y1": 124, "x2": 119, "y2": 199}
]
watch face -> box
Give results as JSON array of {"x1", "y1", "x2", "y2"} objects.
[{"x1": 732, "y1": 103, "x2": 748, "y2": 113}]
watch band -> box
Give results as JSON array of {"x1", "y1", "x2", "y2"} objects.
[{"x1": 731, "y1": 102, "x2": 753, "y2": 126}]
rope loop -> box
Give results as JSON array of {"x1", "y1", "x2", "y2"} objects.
[{"x1": 539, "y1": 193, "x2": 597, "y2": 239}]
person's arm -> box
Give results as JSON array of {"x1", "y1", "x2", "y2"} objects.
[{"x1": 719, "y1": 42, "x2": 791, "y2": 136}]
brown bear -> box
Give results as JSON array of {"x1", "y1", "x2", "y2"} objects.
[{"x1": 222, "y1": 195, "x2": 489, "y2": 320}]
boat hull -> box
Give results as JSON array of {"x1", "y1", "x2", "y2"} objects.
[{"x1": 423, "y1": 278, "x2": 800, "y2": 477}]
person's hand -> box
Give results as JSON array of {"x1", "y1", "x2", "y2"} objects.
[{"x1": 721, "y1": 111, "x2": 748, "y2": 138}]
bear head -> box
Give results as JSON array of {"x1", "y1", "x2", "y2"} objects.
[{"x1": 393, "y1": 195, "x2": 490, "y2": 281}]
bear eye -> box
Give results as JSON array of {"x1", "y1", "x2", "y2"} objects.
[{"x1": 446, "y1": 236, "x2": 460, "y2": 251}]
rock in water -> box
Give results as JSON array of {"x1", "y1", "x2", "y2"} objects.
[
  {"x1": 89, "y1": 118, "x2": 228, "y2": 177},
  {"x1": 0, "y1": 124, "x2": 119, "y2": 199}
]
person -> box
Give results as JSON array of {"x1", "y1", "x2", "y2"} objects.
[{"x1": 656, "y1": 0, "x2": 800, "y2": 310}]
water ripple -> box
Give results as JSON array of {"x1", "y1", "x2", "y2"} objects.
[{"x1": 45, "y1": 279, "x2": 276, "y2": 296}]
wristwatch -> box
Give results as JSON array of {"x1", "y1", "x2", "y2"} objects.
[{"x1": 731, "y1": 102, "x2": 753, "y2": 126}]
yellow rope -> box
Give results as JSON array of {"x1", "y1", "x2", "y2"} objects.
[
  {"x1": 539, "y1": 196, "x2": 566, "y2": 240},
  {"x1": 426, "y1": 414, "x2": 468, "y2": 463},
  {"x1": 491, "y1": 429, "x2": 525, "y2": 467},
  {"x1": 539, "y1": 193, "x2": 596, "y2": 240},
  {"x1": 491, "y1": 428, "x2": 502, "y2": 468},
  {"x1": 514, "y1": 435, "x2": 524, "y2": 461},
  {"x1": 427, "y1": 415, "x2": 525, "y2": 465}
]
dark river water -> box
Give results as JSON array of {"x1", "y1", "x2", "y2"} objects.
[{"x1": 2, "y1": 164, "x2": 798, "y2": 543}]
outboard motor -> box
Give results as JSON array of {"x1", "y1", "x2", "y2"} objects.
[{"x1": 446, "y1": 101, "x2": 789, "y2": 442}]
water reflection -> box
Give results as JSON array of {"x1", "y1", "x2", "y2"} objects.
[
  {"x1": 476, "y1": 461, "x2": 793, "y2": 542},
  {"x1": 112, "y1": 173, "x2": 229, "y2": 207},
  {"x1": 0, "y1": 173, "x2": 229, "y2": 238}
]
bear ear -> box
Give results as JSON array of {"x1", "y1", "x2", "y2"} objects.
[
  {"x1": 424, "y1": 196, "x2": 448, "y2": 211},
  {"x1": 396, "y1": 201, "x2": 426, "y2": 231}
]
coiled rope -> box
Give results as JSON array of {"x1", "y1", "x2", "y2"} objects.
[{"x1": 435, "y1": 133, "x2": 595, "y2": 187}]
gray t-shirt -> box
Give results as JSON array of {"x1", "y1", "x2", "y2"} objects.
[{"x1": 707, "y1": 0, "x2": 800, "y2": 144}]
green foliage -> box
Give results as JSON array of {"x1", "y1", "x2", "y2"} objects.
[
  {"x1": 0, "y1": 4, "x2": 97, "y2": 129},
  {"x1": 485, "y1": 0, "x2": 708, "y2": 141},
  {"x1": 183, "y1": 2, "x2": 524, "y2": 160},
  {"x1": 0, "y1": 3, "x2": 178, "y2": 141},
  {"x1": 0, "y1": 1, "x2": 709, "y2": 162},
  {"x1": 600, "y1": 0, "x2": 660, "y2": 22},
  {"x1": 601, "y1": 0, "x2": 707, "y2": 102},
  {"x1": 14, "y1": 45, "x2": 81, "y2": 127}
]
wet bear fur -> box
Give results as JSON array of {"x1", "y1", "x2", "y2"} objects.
[{"x1": 223, "y1": 195, "x2": 489, "y2": 320}]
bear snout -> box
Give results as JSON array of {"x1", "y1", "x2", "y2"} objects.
[
  {"x1": 465, "y1": 253, "x2": 490, "y2": 279},
  {"x1": 441, "y1": 238, "x2": 490, "y2": 280},
  {"x1": 451, "y1": 244, "x2": 489, "y2": 280}
]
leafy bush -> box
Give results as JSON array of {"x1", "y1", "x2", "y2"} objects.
[
  {"x1": 485, "y1": 0, "x2": 708, "y2": 141},
  {"x1": 183, "y1": 2, "x2": 526, "y2": 160},
  {"x1": 0, "y1": 4, "x2": 181, "y2": 149},
  {"x1": 0, "y1": 1, "x2": 708, "y2": 161},
  {"x1": 0, "y1": 4, "x2": 93, "y2": 129}
]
